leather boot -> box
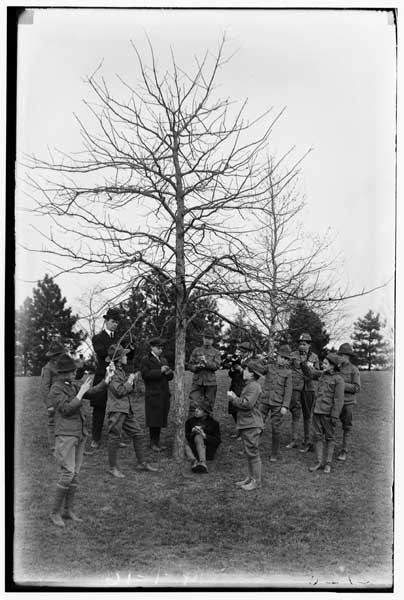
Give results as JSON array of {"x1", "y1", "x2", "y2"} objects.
[
  {"x1": 323, "y1": 441, "x2": 336, "y2": 474},
  {"x1": 108, "y1": 440, "x2": 119, "y2": 468},
  {"x1": 50, "y1": 485, "x2": 68, "y2": 527},
  {"x1": 309, "y1": 440, "x2": 323, "y2": 472},
  {"x1": 270, "y1": 432, "x2": 280, "y2": 461},
  {"x1": 134, "y1": 435, "x2": 158, "y2": 471},
  {"x1": 286, "y1": 423, "x2": 298, "y2": 449},
  {"x1": 63, "y1": 483, "x2": 83, "y2": 522}
]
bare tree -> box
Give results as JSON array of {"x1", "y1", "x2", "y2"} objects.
[
  {"x1": 231, "y1": 159, "x2": 348, "y2": 352},
  {"x1": 22, "y1": 38, "x2": 386, "y2": 459}
]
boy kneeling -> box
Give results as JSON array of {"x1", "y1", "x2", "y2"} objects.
[{"x1": 185, "y1": 405, "x2": 221, "y2": 473}]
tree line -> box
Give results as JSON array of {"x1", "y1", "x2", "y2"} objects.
[{"x1": 15, "y1": 274, "x2": 392, "y2": 376}]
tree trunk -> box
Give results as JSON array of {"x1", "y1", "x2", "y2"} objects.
[{"x1": 172, "y1": 314, "x2": 187, "y2": 460}]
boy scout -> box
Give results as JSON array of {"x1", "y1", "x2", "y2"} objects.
[
  {"x1": 187, "y1": 327, "x2": 221, "y2": 414},
  {"x1": 287, "y1": 333, "x2": 319, "y2": 452},
  {"x1": 259, "y1": 345, "x2": 293, "y2": 462},
  {"x1": 336, "y1": 343, "x2": 361, "y2": 462},
  {"x1": 41, "y1": 341, "x2": 65, "y2": 452}
]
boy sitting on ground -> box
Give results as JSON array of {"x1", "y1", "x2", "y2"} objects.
[{"x1": 185, "y1": 405, "x2": 221, "y2": 473}]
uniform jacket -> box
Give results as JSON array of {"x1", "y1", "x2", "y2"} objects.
[
  {"x1": 185, "y1": 415, "x2": 222, "y2": 457},
  {"x1": 301, "y1": 363, "x2": 344, "y2": 419},
  {"x1": 50, "y1": 378, "x2": 107, "y2": 437},
  {"x1": 41, "y1": 361, "x2": 59, "y2": 408},
  {"x1": 290, "y1": 350, "x2": 319, "y2": 392},
  {"x1": 106, "y1": 366, "x2": 142, "y2": 415},
  {"x1": 231, "y1": 379, "x2": 264, "y2": 430},
  {"x1": 261, "y1": 363, "x2": 293, "y2": 408},
  {"x1": 339, "y1": 362, "x2": 361, "y2": 405},
  {"x1": 141, "y1": 353, "x2": 173, "y2": 428},
  {"x1": 91, "y1": 329, "x2": 115, "y2": 407},
  {"x1": 187, "y1": 345, "x2": 221, "y2": 386}
]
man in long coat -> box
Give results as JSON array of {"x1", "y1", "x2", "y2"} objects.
[
  {"x1": 90, "y1": 307, "x2": 121, "y2": 450},
  {"x1": 140, "y1": 337, "x2": 174, "y2": 452}
]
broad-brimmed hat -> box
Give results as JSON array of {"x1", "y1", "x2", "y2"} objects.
[
  {"x1": 105, "y1": 344, "x2": 130, "y2": 363},
  {"x1": 56, "y1": 354, "x2": 77, "y2": 373},
  {"x1": 103, "y1": 307, "x2": 121, "y2": 321},
  {"x1": 149, "y1": 336, "x2": 166, "y2": 347},
  {"x1": 338, "y1": 343, "x2": 355, "y2": 357},
  {"x1": 203, "y1": 327, "x2": 216, "y2": 339},
  {"x1": 325, "y1": 352, "x2": 340, "y2": 368},
  {"x1": 277, "y1": 344, "x2": 291, "y2": 359},
  {"x1": 299, "y1": 333, "x2": 312, "y2": 342},
  {"x1": 238, "y1": 341, "x2": 253, "y2": 351},
  {"x1": 45, "y1": 341, "x2": 65, "y2": 358},
  {"x1": 246, "y1": 359, "x2": 266, "y2": 377}
]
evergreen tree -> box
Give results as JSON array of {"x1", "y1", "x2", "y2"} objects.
[
  {"x1": 15, "y1": 274, "x2": 82, "y2": 375},
  {"x1": 287, "y1": 302, "x2": 330, "y2": 356},
  {"x1": 351, "y1": 310, "x2": 387, "y2": 371}
]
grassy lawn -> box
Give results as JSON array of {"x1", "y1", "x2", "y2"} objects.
[{"x1": 13, "y1": 370, "x2": 393, "y2": 589}]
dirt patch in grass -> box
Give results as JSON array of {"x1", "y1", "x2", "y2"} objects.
[{"x1": 12, "y1": 370, "x2": 393, "y2": 589}]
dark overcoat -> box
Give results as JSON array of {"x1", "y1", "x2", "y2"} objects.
[
  {"x1": 91, "y1": 330, "x2": 114, "y2": 408},
  {"x1": 140, "y1": 353, "x2": 173, "y2": 428}
]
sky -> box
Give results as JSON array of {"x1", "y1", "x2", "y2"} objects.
[{"x1": 14, "y1": 6, "x2": 396, "y2": 344}]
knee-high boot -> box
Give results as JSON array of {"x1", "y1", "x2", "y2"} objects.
[
  {"x1": 323, "y1": 441, "x2": 336, "y2": 473},
  {"x1": 286, "y1": 422, "x2": 299, "y2": 449},
  {"x1": 270, "y1": 432, "x2": 280, "y2": 461},
  {"x1": 342, "y1": 430, "x2": 351, "y2": 452},
  {"x1": 64, "y1": 482, "x2": 83, "y2": 522},
  {"x1": 309, "y1": 440, "x2": 323, "y2": 472},
  {"x1": 134, "y1": 435, "x2": 158, "y2": 472},
  {"x1": 50, "y1": 484, "x2": 69, "y2": 527},
  {"x1": 241, "y1": 457, "x2": 262, "y2": 491},
  {"x1": 108, "y1": 440, "x2": 119, "y2": 468}
]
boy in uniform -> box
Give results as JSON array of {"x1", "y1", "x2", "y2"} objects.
[
  {"x1": 49, "y1": 354, "x2": 114, "y2": 527},
  {"x1": 227, "y1": 360, "x2": 266, "y2": 491},
  {"x1": 301, "y1": 353, "x2": 344, "y2": 474},
  {"x1": 336, "y1": 343, "x2": 361, "y2": 462},
  {"x1": 188, "y1": 328, "x2": 221, "y2": 414},
  {"x1": 287, "y1": 333, "x2": 319, "y2": 452},
  {"x1": 259, "y1": 345, "x2": 293, "y2": 462},
  {"x1": 227, "y1": 341, "x2": 254, "y2": 439},
  {"x1": 41, "y1": 341, "x2": 65, "y2": 452},
  {"x1": 106, "y1": 344, "x2": 157, "y2": 477}
]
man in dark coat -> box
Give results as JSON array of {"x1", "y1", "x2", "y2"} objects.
[
  {"x1": 140, "y1": 337, "x2": 174, "y2": 452},
  {"x1": 89, "y1": 307, "x2": 122, "y2": 450}
]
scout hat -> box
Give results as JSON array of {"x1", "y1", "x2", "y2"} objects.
[
  {"x1": 238, "y1": 341, "x2": 253, "y2": 351},
  {"x1": 203, "y1": 327, "x2": 216, "y2": 339},
  {"x1": 277, "y1": 344, "x2": 291, "y2": 359},
  {"x1": 325, "y1": 352, "x2": 340, "y2": 368},
  {"x1": 103, "y1": 307, "x2": 121, "y2": 321},
  {"x1": 105, "y1": 344, "x2": 130, "y2": 363},
  {"x1": 56, "y1": 354, "x2": 77, "y2": 373},
  {"x1": 337, "y1": 343, "x2": 355, "y2": 356},
  {"x1": 246, "y1": 359, "x2": 266, "y2": 377},
  {"x1": 148, "y1": 336, "x2": 166, "y2": 347},
  {"x1": 299, "y1": 333, "x2": 312, "y2": 342},
  {"x1": 45, "y1": 341, "x2": 65, "y2": 358}
]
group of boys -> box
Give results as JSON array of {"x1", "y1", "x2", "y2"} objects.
[{"x1": 41, "y1": 312, "x2": 361, "y2": 524}]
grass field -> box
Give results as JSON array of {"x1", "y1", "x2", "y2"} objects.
[{"x1": 13, "y1": 370, "x2": 393, "y2": 589}]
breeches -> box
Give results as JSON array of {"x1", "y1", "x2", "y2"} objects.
[
  {"x1": 290, "y1": 390, "x2": 315, "y2": 422},
  {"x1": 108, "y1": 411, "x2": 143, "y2": 442},
  {"x1": 312, "y1": 414, "x2": 336, "y2": 442},
  {"x1": 55, "y1": 434, "x2": 86, "y2": 487},
  {"x1": 339, "y1": 405, "x2": 353, "y2": 431},
  {"x1": 189, "y1": 385, "x2": 217, "y2": 413},
  {"x1": 240, "y1": 427, "x2": 262, "y2": 458}
]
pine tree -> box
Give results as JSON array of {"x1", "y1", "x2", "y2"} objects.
[
  {"x1": 15, "y1": 274, "x2": 82, "y2": 375},
  {"x1": 287, "y1": 302, "x2": 330, "y2": 356},
  {"x1": 351, "y1": 310, "x2": 387, "y2": 371}
]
